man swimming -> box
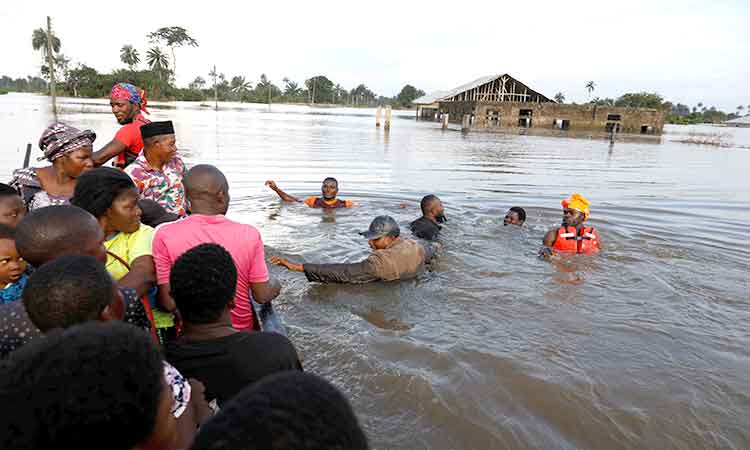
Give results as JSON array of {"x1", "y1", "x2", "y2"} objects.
[
  {"x1": 409, "y1": 195, "x2": 446, "y2": 241},
  {"x1": 265, "y1": 178, "x2": 353, "y2": 209},
  {"x1": 504, "y1": 207, "x2": 526, "y2": 226},
  {"x1": 541, "y1": 193, "x2": 601, "y2": 256}
]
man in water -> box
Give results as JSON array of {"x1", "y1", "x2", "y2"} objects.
[
  {"x1": 265, "y1": 178, "x2": 353, "y2": 209},
  {"x1": 541, "y1": 193, "x2": 601, "y2": 256},
  {"x1": 92, "y1": 83, "x2": 150, "y2": 168},
  {"x1": 271, "y1": 215, "x2": 433, "y2": 283},
  {"x1": 152, "y1": 165, "x2": 280, "y2": 332},
  {"x1": 504, "y1": 207, "x2": 526, "y2": 226},
  {"x1": 409, "y1": 195, "x2": 446, "y2": 241},
  {"x1": 124, "y1": 121, "x2": 187, "y2": 216}
]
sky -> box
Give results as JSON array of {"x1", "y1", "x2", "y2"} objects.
[{"x1": 1, "y1": 0, "x2": 748, "y2": 111}]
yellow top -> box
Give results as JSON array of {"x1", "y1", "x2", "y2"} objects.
[{"x1": 104, "y1": 224, "x2": 155, "y2": 281}]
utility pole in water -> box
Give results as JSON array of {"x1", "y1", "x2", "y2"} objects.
[
  {"x1": 213, "y1": 65, "x2": 218, "y2": 111},
  {"x1": 46, "y1": 16, "x2": 57, "y2": 119}
]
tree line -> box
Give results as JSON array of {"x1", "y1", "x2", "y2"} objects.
[{"x1": 19, "y1": 23, "x2": 425, "y2": 108}]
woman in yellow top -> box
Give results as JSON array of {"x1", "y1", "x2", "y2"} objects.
[{"x1": 71, "y1": 168, "x2": 167, "y2": 329}]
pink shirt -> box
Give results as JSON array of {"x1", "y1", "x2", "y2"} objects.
[{"x1": 152, "y1": 214, "x2": 269, "y2": 331}]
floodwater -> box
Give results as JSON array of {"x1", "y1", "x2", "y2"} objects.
[{"x1": 2, "y1": 93, "x2": 749, "y2": 450}]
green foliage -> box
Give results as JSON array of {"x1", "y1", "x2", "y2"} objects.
[
  {"x1": 0, "y1": 75, "x2": 48, "y2": 93},
  {"x1": 120, "y1": 45, "x2": 140, "y2": 70},
  {"x1": 305, "y1": 75, "x2": 334, "y2": 103},
  {"x1": 395, "y1": 84, "x2": 425, "y2": 107},
  {"x1": 615, "y1": 92, "x2": 665, "y2": 109},
  {"x1": 554, "y1": 92, "x2": 565, "y2": 104}
]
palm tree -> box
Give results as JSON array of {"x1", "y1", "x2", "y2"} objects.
[
  {"x1": 737, "y1": 105, "x2": 745, "y2": 117},
  {"x1": 230, "y1": 76, "x2": 252, "y2": 101},
  {"x1": 31, "y1": 28, "x2": 60, "y2": 66},
  {"x1": 283, "y1": 79, "x2": 300, "y2": 99},
  {"x1": 554, "y1": 92, "x2": 565, "y2": 104},
  {"x1": 146, "y1": 47, "x2": 169, "y2": 79},
  {"x1": 209, "y1": 66, "x2": 219, "y2": 110},
  {"x1": 120, "y1": 45, "x2": 140, "y2": 70},
  {"x1": 585, "y1": 81, "x2": 595, "y2": 99}
]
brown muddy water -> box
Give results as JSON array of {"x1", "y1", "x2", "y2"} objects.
[{"x1": 2, "y1": 93, "x2": 749, "y2": 450}]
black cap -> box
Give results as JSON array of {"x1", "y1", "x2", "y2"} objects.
[
  {"x1": 359, "y1": 215, "x2": 400, "y2": 240},
  {"x1": 140, "y1": 120, "x2": 175, "y2": 140},
  {"x1": 138, "y1": 199, "x2": 179, "y2": 227}
]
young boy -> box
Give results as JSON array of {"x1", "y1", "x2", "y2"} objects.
[
  {"x1": 0, "y1": 183, "x2": 26, "y2": 228},
  {"x1": 0, "y1": 224, "x2": 29, "y2": 304}
]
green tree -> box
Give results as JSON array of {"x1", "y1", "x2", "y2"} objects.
[
  {"x1": 351, "y1": 84, "x2": 376, "y2": 106},
  {"x1": 737, "y1": 105, "x2": 745, "y2": 116},
  {"x1": 64, "y1": 64, "x2": 100, "y2": 97},
  {"x1": 585, "y1": 81, "x2": 595, "y2": 99},
  {"x1": 120, "y1": 45, "x2": 140, "y2": 70},
  {"x1": 31, "y1": 27, "x2": 60, "y2": 69},
  {"x1": 554, "y1": 92, "x2": 565, "y2": 103},
  {"x1": 257, "y1": 74, "x2": 280, "y2": 104},
  {"x1": 189, "y1": 76, "x2": 206, "y2": 91},
  {"x1": 146, "y1": 47, "x2": 169, "y2": 80},
  {"x1": 615, "y1": 92, "x2": 665, "y2": 109},
  {"x1": 305, "y1": 75, "x2": 334, "y2": 104},
  {"x1": 283, "y1": 78, "x2": 301, "y2": 99},
  {"x1": 396, "y1": 84, "x2": 426, "y2": 107},
  {"x1": 148, "y1": 27, "x2": 198, "y2": 80},
  {"x1": 230, "y1": 76, "x2": 252, "y2": 101}
]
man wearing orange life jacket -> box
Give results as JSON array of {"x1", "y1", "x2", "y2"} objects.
[{"x1": 541, "y1": 193, "x2": 601, "y2": 256}]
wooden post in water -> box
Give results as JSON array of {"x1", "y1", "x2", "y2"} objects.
[
  {"x1": 375, "y1": 106, "x2": 382, "y2": 127},
  {"x1": 384, "y1": 106, "x2": 392, "y2": 131},
  {"x1": 462, "y1": 114, "x2": 471, "y2": 132},
  {"x1": 46, "y1": 16, "x2": 57, "y2": 119},
  {"x1": 442, "y1": 113, "x2": 449, "y2": 129},
  {"x1": 23, "y1": 143, "x2": 32, "y2": 168}
]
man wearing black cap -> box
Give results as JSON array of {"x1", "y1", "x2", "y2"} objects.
[
  {"x1": 271, "y1": 215, "x2": 431, "y2": 283},
  {"x1": 124, "y1": 121, "x2": 187, "y2": 216}
]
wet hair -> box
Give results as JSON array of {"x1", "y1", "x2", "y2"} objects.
[
  {"x1": 0, "y1": 321, "x2": 164, "y2": 450},
  {"x1": 509, "y1": 207, "x2": 526, "y2": 222},
  {"x1": 420, "y1": 195, "x2": 440, "y2": 215},
  {"x1": 0, "y1": 183, "x2": 19, "y2": 198},
  {"x1": 0, "y1": 223, "x2": 15, "y2": 241},
  {"x1": 190, "y1": 371, "x2": 369, "y2": 450},
  {"x1": 322, "y1": 177, "x2": 338, "y2": 186},
  {"x1": 15, "y1": 205, "x2": 101, "y2": 267},
  {"x1": 71, "y1": 167, "x2": 136, "y2": 219},
  {"x1": 170, "y1": 243, "x2": 237, "y2": 324},
  {"x1": 23, "y1": 255, "x2": 114, "y2": 332}
]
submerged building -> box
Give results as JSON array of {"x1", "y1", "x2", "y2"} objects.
[
  {"x1": 413, "y1": 74, "x2": 665, "y2": 135},
  {"x1": 724, "y1": 116, "x2": 750, "y2": 128}
]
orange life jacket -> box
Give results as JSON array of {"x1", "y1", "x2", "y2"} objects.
[{"x1": 552, "y1": 226, "x2": 600, "y2": 254}]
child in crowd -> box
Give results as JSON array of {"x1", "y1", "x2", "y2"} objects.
[
  {"x1": 0, "y1": 224, "x2": 28, "y2": 304},
  {"x1": 0, "y1": 183, "x2": 26, "y2": 228}
]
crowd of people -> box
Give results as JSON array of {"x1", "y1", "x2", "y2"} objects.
[{"x1": 0, "y1": 82, "x2": 602, "y2": 449}]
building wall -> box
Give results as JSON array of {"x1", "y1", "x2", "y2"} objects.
[{"x1": 439, "y1": 101, "x2": 665, "y2": 134}]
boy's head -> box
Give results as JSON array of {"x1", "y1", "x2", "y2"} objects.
[
  {"x1": 0, "y1": 183, "x2": 26, "y2": 229},
  {"x1": 504, "y1": 207, "x2": 526, "y2": 226},
  {"x1": 22, "y1": 254, "x2": 124, "y2": 332},
  {"x1": 0, "y1": 321, "x2": 177, "y2": 450},
  {"x1": 170, "y1": 243, "x2": 237, "y2": 325},
  {"x1": 0, "y1": 224, "x2": 26, "y2": 285},
  {"x1": 15, "y1": 205, "x2": 106, "y2": 268},
  {"x1": 321, "y1": 177, "x2": 339, "y2": 200}
]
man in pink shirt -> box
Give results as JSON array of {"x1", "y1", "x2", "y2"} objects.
[{"x1": 152, "y1": 165, "x2": 280, "y2": 331}]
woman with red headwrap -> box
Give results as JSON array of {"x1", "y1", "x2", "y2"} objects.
[{"x1": 92, "y1": 82, "x2": 151, "y2": 169}]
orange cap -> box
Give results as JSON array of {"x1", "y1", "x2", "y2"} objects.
[{"x1": 561, "y1": 193, "x2": 590, "y2": 221}]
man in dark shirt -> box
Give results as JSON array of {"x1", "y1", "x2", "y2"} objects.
[
  {"x1": 409, "y1": 195, "x2": 446, "y2": 241},
  {"x1": 165, "y1": 243, "x2": 302, "y2": 408}
]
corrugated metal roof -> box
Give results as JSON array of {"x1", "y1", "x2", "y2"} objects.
[
  {"x1": 726, "y1": 116, "x2": 750, "y2": 124},
  {"x1": 412, "y1": 91, "x2": 448, "y2": 105}
]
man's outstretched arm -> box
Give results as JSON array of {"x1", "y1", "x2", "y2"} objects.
[{"x1": 265, "y1": 180, "x2": 301, "y2": 203}]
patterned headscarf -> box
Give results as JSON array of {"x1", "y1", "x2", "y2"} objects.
[
  {"x1": 38, "y1": 123, "x2": 96, "y2": 162},
  {"x1": 110, "y1": 82, "x2": 149, "y2": 114}
]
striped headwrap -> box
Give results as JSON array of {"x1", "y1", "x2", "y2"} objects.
[
  {"x1": 110, "y1": 82, "x2": 149, "y2": 114},
  {"x1": 38, "y1": 123, "x2": 97, "y2": 162}
]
